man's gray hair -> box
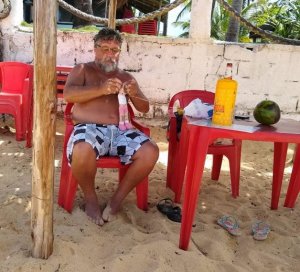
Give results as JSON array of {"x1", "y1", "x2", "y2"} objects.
[{"x1": 93, "y1": 28, "x2": 123, "y2": 46}]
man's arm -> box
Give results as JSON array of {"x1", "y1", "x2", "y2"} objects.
[
  {"x1": 123, "y1": 78, "x2": 149, "y2": 113},
  {"x1": 63, "y1": 64, "x2": 122, "y2": 103}
]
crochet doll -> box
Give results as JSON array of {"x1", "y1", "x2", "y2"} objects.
[{"x1": 118, "y1": 86, "x2": 133, "y2": 130}]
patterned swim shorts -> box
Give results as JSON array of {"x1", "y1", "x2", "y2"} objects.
[{"x1": 67, "y1": 123, "x2": 150, "y2": 165}]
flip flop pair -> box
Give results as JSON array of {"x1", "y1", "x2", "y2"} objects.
[
  {"x1": 217, "y1": 215, "x2": 270, "y2": 240},
  {"x1": 156, "y1": 198, "x2": 182, "y2": 223}
]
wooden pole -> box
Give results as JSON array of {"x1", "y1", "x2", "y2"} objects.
[
  {"x1": 108, "y1": 0, "x2": 117, "y2": 29},
  {"x1": 31, "y1": 0, "x2": 57, "y2": 259}
]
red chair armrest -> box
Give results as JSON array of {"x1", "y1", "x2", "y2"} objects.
[
  {"x1": 131, "y1": 118, "x2": 150, "y2": 136},
  {"x1": 64, "y1": 103, "x2": 74, "y2": 126}
]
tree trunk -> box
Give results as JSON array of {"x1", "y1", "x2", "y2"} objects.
[
  {"x1": 225, "y1": 0, "x2": 243, "y2": 42},
  {"x1": 73, "y1": 0, "x2": 93, "y2": 28},
  {"x1": 31, "y1": 0, "x2": 57, "y2": 259}
]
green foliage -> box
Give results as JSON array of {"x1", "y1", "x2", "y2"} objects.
[
  {"x1": 211, "y1": 1, "x2": 231, "y2": 40},
  {"x1": 171, "y1": 0, "x2": 191, "y2": 37},
  {"x1": 174, "y1": 0, "x2": 300, "y2": 42},
  {"x1": 20, "y1": 21, "x2": 33, "y2": 27},
  {"x1": 59, "y1": 25, "x2": 99, "y2": 32},
  {"x1": 20, "y1": 21, "x2": 99, "y2": 33}
]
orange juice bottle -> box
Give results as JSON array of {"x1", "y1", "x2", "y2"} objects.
[{"x1": 212, "y1": 63, "x2": 238, "y2": 126}]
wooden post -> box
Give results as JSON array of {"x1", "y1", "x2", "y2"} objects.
[
  {"x1": 31, "y1": 0, "x2": 57, "y2": 259},
  {"x1": 108, "y1": 0, "x2": 117, "y2": 29}
]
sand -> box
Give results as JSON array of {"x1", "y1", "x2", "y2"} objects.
[{"x1": 0, "y1": 114, "x2": 300, "y2": 272}]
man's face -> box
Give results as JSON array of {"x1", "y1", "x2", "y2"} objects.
[{"x1": 94, "y1": 39, "x2": 121, "y2": 73}]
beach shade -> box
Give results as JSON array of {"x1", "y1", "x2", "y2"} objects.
[
  {"x1": 166, "y1": 90, "x2": 242, "y2": 203},
  {"x1": 58, "y1": 103, "x2": 150, "y2": 212}
]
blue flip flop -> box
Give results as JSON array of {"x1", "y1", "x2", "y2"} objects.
[
  {"x1": 217, "y1": 215, "x2": 241, "y2": 236},
  {"x1": 252, "y1": 221, "x2": 270, "y2": 241}
]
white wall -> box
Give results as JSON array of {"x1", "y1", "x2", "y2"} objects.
[
  {"x1": 1, "y1": 0, "x2": 23, "y2": 31},
  {"x1": 1, "y1": 0, "x2": 299, "y2": 118}
]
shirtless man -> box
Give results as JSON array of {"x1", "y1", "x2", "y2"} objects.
[{"x1": 64, "y1": 28, "x2": 159, "y2": 225}]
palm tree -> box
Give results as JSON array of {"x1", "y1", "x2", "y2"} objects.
[
  {"x1": 172, "y1": 0, "x2": 191, "y2": 37},
  {"x1": 225, "y1": 0, "x2": 243, "y2": 42},
  {"x1": 211, "y1": 1, "x2": 230, "y2": 40},
  {"x1": 242, "y1": 0, "x2": 300, "y2": 41}
]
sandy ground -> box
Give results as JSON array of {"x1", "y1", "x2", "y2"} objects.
[{"x1": 0, "y1": 114, "x2": 300, "y2": 272}]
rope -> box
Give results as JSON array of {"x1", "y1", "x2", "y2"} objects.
[
  {"x1": 0, "y1": 0, "x2": 11, "y2": 19},
  {"x1": 57, "y1": 0, "x2": 300, "y2": 46},
  {"x1": 217, "y1": 0, "x2": 300, "y2": 46},
  {"x1": 57, "y1": 0, "x2": 186, "y2": 26}
]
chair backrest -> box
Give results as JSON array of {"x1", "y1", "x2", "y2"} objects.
[
  {"x1": 0, "y1": 62, "x2": 32, "y2": 94},
  {"x1": 56, "y1": 66, "x2": 73, "y2": 98},
  {"x1": 169, "y1": 90, "x2": 215, "y2": 109},
  {"x1": 138, "y1": 20, "x2": 157, "y2": 36}
]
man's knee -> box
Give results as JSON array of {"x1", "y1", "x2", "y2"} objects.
[
  {"x1": 136, "y1": 141, "x2": 159, "y2": 163},
  {"x1": 71, "y1": 142, "x2": 96, "y2": 166}
]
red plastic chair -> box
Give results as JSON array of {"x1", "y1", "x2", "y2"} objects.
[
  {"x1": 0, "y1": 62, "x2": 33, "y2": 144},
  {"x1": 120, "y1": 6, "x2": 136, "y2": 34},
  {"x1": 138, "y1": 20, "x2": 157, "y2": 36},
  {"x1": 166, "y1": 90, "x2": 242, "y2": 203},
  {"x1": 56, "y1": 66, "x2": 72, "y2": 99},
  {"x1": 26, "y1": 66, "x2": 72, "y2": 148},
  {"x1": 58, "y1": 103, "x2": 150, "y2": 213}
]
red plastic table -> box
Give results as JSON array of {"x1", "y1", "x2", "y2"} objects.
[{"x1": 176, "y1": 117, "x2": 300, "y2": 250}]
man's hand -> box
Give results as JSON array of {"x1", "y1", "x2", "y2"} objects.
[
  {"x1": 103, "y1": 78, "x2": 123, "y2": 95},
  {"x1": 123, "y1": 79, "x2": 139, "y2": 98}
]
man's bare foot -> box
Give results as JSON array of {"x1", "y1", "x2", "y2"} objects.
[
  {"x1": 84, "y1": 198, "x2": 104, "y2": 226},
  {"x1": 102, "y1": 202, "x2": 118, "y2": 222}
]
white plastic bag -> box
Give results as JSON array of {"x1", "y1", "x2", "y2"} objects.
[{"x1": 184, "y1": 98, "x2": 213, "y2": 119}]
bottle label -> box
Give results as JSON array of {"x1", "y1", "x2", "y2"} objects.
[{"x1": 214, "y1": 104, "x2": 224, "y2": 113}]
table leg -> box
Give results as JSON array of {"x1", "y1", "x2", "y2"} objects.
[
  {"x1": 271, "y1": 142, "x2": 288, "y2": 209},
  {"x1": 179, "y1": 126, "x2": 210, "y2": 250},
  {"x1": 284, "y1": 144, "x2": 300, "y2": 208}
]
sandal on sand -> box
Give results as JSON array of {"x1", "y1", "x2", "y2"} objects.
[
  {"x1": 157, "y1": 198, "x2": 182, "y2": 223},
  {"x1": 252, "y1": 221, "x2": 270, "y2": 241},
  {"x1": 217, "y1": 215, "x2": 241, "y2": 236},
  {"x1": 166, "y1": 206, "x2": 181, "y2": 223}
]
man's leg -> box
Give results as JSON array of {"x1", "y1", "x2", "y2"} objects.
[
  {"x1": 102, "y1": 141, "x2": 159, "y2": 221},
  {"x1": 71, "y1": 142, "x2": 104, "y2": 226}
]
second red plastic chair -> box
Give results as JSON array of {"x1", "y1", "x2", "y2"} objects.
[
  {"x1": 58, "y1": 103, "x2": 150, "y2": 213},
  {"x1": 0, "y1": 62, "x2": 33, "y2": 145},
  {"x1": 166, "y1": 90, "x2": 242, "y2": 203}
]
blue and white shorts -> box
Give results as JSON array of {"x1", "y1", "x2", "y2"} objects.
[{"x1": 67, "y1": 123, "x2": 150, "y2": 165}]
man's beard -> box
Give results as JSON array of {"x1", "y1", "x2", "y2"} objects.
[{"x1": 96, "y1": 57, "x2": 118, "y2": 73}]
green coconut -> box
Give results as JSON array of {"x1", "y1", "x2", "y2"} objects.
[{"x1": 253, "y1": 100, "x2": 281, "y2": 125}]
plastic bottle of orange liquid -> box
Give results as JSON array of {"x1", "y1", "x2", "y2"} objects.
[{"x1": 212, "y1": 63, "x2": 238, "y2": 126}]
